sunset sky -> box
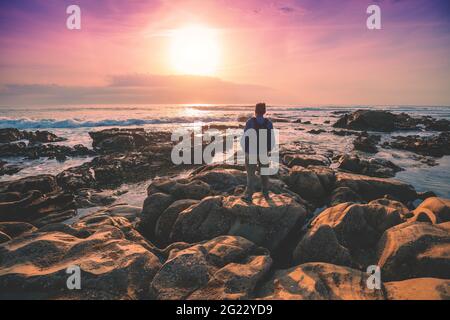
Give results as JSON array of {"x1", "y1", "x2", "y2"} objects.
[{"x1": 0, "y1": 0, "x2": 449, "y2": 106}]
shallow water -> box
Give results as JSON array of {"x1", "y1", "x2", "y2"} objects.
[{"x1": 1, "y1": 104, "x2": 449, "y2": 199}]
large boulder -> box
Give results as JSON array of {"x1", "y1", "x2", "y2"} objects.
[
  {"x1": 155, "y1": 199, "x2": 200, "y2": 247},
  {"x1": 168, "y1": 193, "x2": 309, "y2": 254},
  {"x1": 293, "y1": 199, "x2": 409, "y2": 268},
  {"x1": 0, "y1": 218, "x2": 162, "y2": 299},
  {"x1": 335, "y1": 172, "x2": 417, "y2": 203},
  {"x1": 137, "y1": 192, "x2": 175, "y2": 241},
  {"x1": 287, "y1": 166, "x2": 336, "y2": 204},
  {"x1": 256, "y1": 262, "x2": 385, "y2": 300},
  {"x1": 137, "y1": 177, "x2": 212, "y2": 243},
  {"x1": 410, "y1": 197, "x2": 450, "y2": 224},
  {"x1": 384, "y1": 278, "x2": 450, "y2": 300},
  {"x1": 377, "y1": 222, "x2": 450, "y2": 281},
  {"x1": 150, "y1": 236, "x2": 272, "y2": 300}
]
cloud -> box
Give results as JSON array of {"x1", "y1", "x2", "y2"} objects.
[
  {"x1": 0, "y1": 74, "x2": 286, "y2": 106},
  {"x1": 278, "y1": 6, "x2": 295, "y2": 14}
]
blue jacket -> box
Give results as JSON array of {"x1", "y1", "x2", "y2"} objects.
[{"x1": 242, "y1": 116, "x2": 274, "y2": 154}]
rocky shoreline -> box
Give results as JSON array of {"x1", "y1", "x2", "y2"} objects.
[{"x1": 0, "y1": 110, "x2": 449, "y2": 300}]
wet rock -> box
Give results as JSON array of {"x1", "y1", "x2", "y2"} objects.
[
  {"x1": 384, "y1": 278, "x2": 450, "y2": 300},
  {"x1": 335, "y1": 171, "x2": 417, "y2": 203},
  {"x1": 336, "y1": 155, "x2": 403, "y2": 178},
  {"x1": 293, "y1": 199, "x2": 408, "y2": 268},
  {"x1": 256, "y1": 262, "x2": 385, "y2": 300},
  {"x1": 0, "y1": 142, "x2": 27, "y2": 156},
  {"x1": 0, "y1": 128, "x2": 66, "y2": 144},
  {"x1": 353, "y1": 133, "x2": 380, "y2": 153},
  {"x1": 283, "y1": 154, "x2": 330, "y2": 168},
  {"x1": 331, "y1": 129, "x2": 358, "y2": 136},
  {"x1": 89, "y1": 128, "x2": 171, "y2": 153},
  {"x1": 383, "y1": 132, "x2": 450, "y2": 157},
  {"x1": 150, "y1": 236, "x2": 272, "y2": 300},
  {"x1": 0, "y1": 218, "x2": 162, "y2": 299},
  {"x1": 377, "y1": 222, "x2": 450, "y2": 281},
  {"x1": 23, "y1": 130, "x2": 66, "y2": 144},
  {"x1": 0, "y1": 128, "x2": 23, "y2": 143},
  {"x1": 0, "y1": 142, "x2": 94, "y2": 159},
  {"x1": 307, "y1": 129, "x2": 326, "y2": 135},
  {"x1": 56, "y1": 163, "x2": 97, "y2": 191},
  {"x1": 0, "y1": 161, "x2": 23, "y2": 176},
  {"x1": 409, "y1": 197, "x2": 450, "y2": 224},
  {"x1": 93, "y1": 152, "x2": 174, "y2": 187}
]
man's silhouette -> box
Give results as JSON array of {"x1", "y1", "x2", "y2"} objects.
[{"x1": 242, "y1": 103, "x2": 274, "y2": 201}]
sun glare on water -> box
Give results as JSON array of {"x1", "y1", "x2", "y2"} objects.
[{"x1": 170, "y1": 26, "x2": 220, "y2": 76}]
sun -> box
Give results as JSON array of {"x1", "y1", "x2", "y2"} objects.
[{"x1": 170, "y1": 26, "x2": 220, "y2": 76}]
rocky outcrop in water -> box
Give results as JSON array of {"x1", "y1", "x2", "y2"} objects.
[
  {"x1": 353, "y1": 132, "x2": 380, "y2": 153},
  {"x1": 333, "y1": 110, "x2": 450, "y2": 132},
  {"x1": 0, "y1": 142, "x2": 95, "y2": 160},
  {"x1": 0, "y1": 128, "x2": 66, "y2": 144},
  {"x1": 383, "y1": 132, "x2": 450, "y2": 157},
  {"x1": 89, "y1": 128, "x2": 172, "y2": 153}
]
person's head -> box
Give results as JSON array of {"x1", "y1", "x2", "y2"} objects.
[{"x1": 255, "y1": 102, "x2": 266, "y2": 116}]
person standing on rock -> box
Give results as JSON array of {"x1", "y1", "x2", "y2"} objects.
[{"x1": 241, "y1": 102, "x2": 274, "y2": 201}]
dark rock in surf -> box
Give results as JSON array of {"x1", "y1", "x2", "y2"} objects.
[{"x1": 383, "y1": 132, "x2": 450, "y2": 157}]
